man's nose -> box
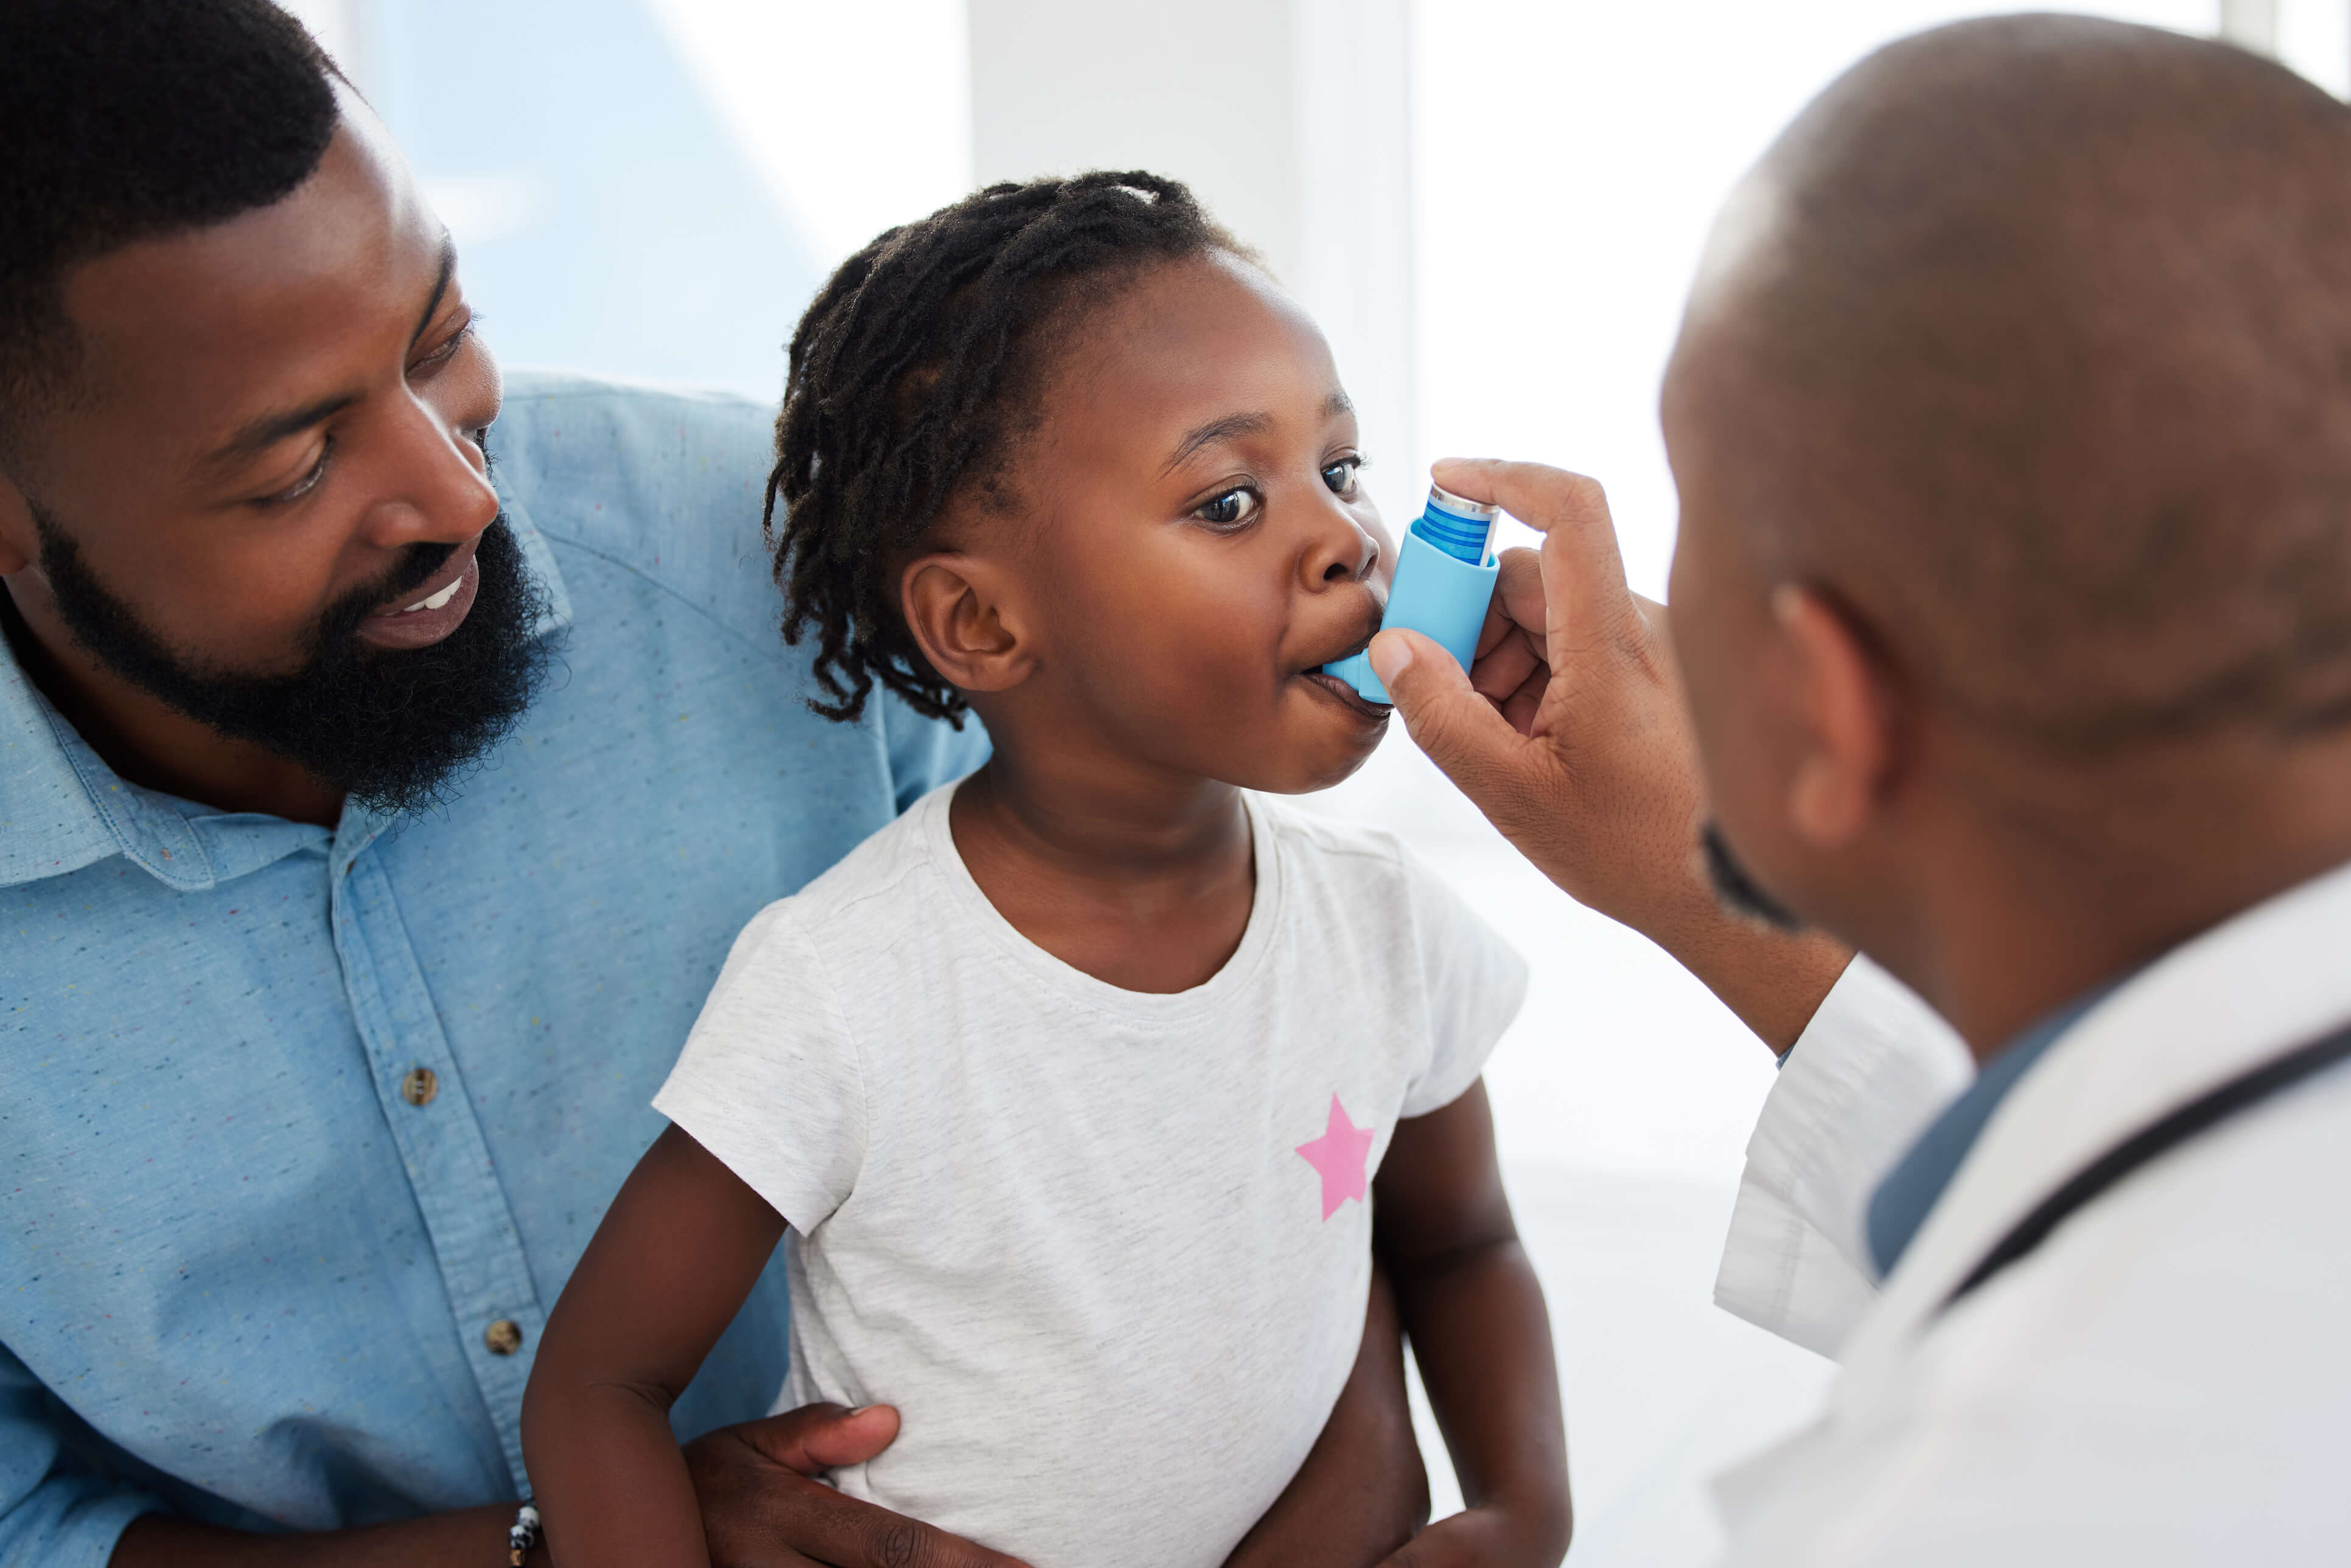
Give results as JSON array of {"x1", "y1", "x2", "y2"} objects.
[{"x1": 357, "y1": 397, "x2": 500, "y2": 549}]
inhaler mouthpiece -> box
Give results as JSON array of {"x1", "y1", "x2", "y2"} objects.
[{"x1": 1322, "y1": 484, "x2": 1504, "y2": 703}]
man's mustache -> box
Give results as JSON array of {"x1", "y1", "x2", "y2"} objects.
[{"x1": 315, "y1": 540, "x2": 463, "y2": 652}]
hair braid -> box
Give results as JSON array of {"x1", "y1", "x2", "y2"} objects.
[{"x1": 765, "y1": 171, "x2": 1241, "y2": 724}]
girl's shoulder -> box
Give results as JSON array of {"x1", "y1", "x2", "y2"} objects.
[
  {"x1": 1250, "y1": 794, "x2": 1523, "y2": 992},
  {"x1": 1249, "y1": 793, "x2": 1417, "y2": 893},
  {"x1": 725, "y1": 787, "x2": 959, "y2": 980}
]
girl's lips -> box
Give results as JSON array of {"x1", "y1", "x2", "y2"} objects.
[
  {"x1": 355, "y1": 547, "x2": 481, "y2": 652},
  {"x1": 1301, "y1": 667, "x2": 1394, "y2": 721}
]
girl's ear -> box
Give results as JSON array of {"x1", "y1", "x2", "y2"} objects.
[{"x1": 900, "y1": 551, "x2": 1038, "y2": 695}]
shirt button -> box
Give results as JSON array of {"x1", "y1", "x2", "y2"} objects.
[
  {"x1": 400, "y1": 1067, "x2": 439, "y2": 1107},
  {"x1": 484, "y1": 1319, "x2": 525, "y2": 1356}
]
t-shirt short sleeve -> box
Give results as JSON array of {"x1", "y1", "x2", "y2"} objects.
[
  {"x1": 1397, "y1": 845, "x2": 1531, "y2": 1119},
  {"x1": 651, "y1": 902, "x2": 865, "y2": 1231}
]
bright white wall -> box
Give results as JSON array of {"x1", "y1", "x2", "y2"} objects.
[
  {"x1": 646, "y1": 0, "x2": 973, "y2": 268},
  {"x1": 1415, "y1": 0, "x2": 2337, "y2": 602},
  {"x1": 966, "y1": 0, "x2": 1423, "y2": 531}
]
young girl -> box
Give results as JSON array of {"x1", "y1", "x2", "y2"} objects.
[{"x1": 521, "y1": 173, "x2": 1570, "y2": 1568}]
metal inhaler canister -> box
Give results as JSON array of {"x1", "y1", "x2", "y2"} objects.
[{"x1": 1322, "y1": 483, "x2": 1504, "y2": 703}]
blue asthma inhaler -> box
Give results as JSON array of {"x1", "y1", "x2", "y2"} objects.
[{"x1": 1322, "y1": 483, "x2": 1503, "y2": 704}]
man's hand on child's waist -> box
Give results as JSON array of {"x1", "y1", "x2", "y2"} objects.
[{"x1": 686, "y1": 1402, "x2": 1032, "y2": 1568}]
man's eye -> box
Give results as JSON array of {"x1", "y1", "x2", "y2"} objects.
[
  {"x1": 264, "y1": 439, "x2": 333, "y2": 506},
  {"x1": 1195, "y1": 488, "x2": 1259, "y2": 529},
  {"x1": 412, "y1": 318, "x2": 477, "y2": 375},
  {"x1": 1321, "y1": 458, "x2": 1361, "y2": 496}
]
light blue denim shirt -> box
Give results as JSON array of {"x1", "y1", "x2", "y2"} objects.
[{"x1": 0, "y1": 374, "x2": 986, "y2": 1565}]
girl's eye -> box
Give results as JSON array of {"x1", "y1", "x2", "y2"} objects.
[
  {"x1": 1321, "y1": 457, "x2": 1362, "y2": 496},
  {"x1": 1193, "y1": 487, "x2": 1260, "y2": 529}
]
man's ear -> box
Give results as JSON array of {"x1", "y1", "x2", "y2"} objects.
[
  {"x1": 1772, "y1": 584, "x2": 1900, "y2": 848},
  {"x1": 900, "y1": 551, "x2": 1036, "y2": 696}
]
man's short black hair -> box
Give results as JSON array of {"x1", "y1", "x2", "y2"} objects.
[{"x1": 0, "y1": 0, "x2": 340, "y2": 461}]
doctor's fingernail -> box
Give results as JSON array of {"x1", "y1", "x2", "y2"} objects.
[{"x1": 1369, "y1": 631, "x2": 1414, "y2": 684}]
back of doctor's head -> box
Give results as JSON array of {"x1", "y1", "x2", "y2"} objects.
[
  {"x1": 1671, "y1": 15, "x2": 2351, "y2": 757},
  {"x1": 0, "y1": 0, "x2": 340, "y2": 467}
]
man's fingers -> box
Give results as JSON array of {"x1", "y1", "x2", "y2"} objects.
[
  {"x1": 1479, "y1": 546, "x2": 1546, "y2": 654},
  {"x1": 693, "y1": 1411, "x2": 1030, "y2": 1568},
  {"x1": 1498, "y1": 664, "x2": 1548, "y2": 737},
  {"x1": 760, "y1": 1484, "x2": 1032, "y2": 1568},
  {"x1": 1469, "y1": 630, "x2": 1542, "y2": 707},
  {"x1": 738, "y1": 1402, "x2": 902, "y2": 1476},
  {"x1": 1369, "y1": 629, "x2": 1525, "y2": 801},
  {"x1": 1429, "y1": 458, "x2": 1596, "y2": 542},
  {"x1": 1431, "y1": 459, "x2": 1638, "y2": 658}
]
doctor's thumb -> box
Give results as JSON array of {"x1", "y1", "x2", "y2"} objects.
[{"x1": 1369, "y1": 629, "x2": 1521, "y2": 809}]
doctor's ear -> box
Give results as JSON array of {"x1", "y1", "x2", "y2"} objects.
[
  {"x1": 900, "y1": 551, "x2": 1037, "y2": 697},
  {"x1": 1771, "y1": 584, "x2": 1904, "y2": 848}
]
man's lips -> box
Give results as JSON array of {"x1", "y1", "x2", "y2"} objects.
[{"x1": 355, "y1": 535, "x2": 483, "y2": 652}]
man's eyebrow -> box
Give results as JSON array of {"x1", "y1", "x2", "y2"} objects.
[
  {"x1": 201, "y1": 390, "x2": 365, "y2": 474},
  {"x1": 410, "y1": 231, "x2": 458, "y2": 347},
  {"x1": 200, "y1": 234, "x2": 459, "y2": 476},
  {"x1": 1161, "y1": 411, "x2": 1273, "y2": 475}
]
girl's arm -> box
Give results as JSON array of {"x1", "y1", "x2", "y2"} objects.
[
  {"x1": 1221, "y1": 1256, "x2": 1430, "y2": 1567},
  {"x1": 522, "y1": 1124, "x2": 788, "y2": 1568},
  {"x1": 1372, "y1": 1079, "x2": 1571, "y2": 1567}
]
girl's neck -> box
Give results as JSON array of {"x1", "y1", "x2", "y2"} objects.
[
  {"x1": 957, "y1": 751, "x2": 1246, "y2": 880},
  {"x1": 948, "y1": 751, "x2": 1256, "y2": 994}
]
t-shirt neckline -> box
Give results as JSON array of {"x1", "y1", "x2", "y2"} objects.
[{"x1": 918, "y1": 779, "x2": 1284, "y2": 1025}]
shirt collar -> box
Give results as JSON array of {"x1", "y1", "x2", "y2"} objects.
[
  {"x1": 1865, "y1": 977, "x2": 2127, "y2": 1277},
  {"x1": 0, "y1": 478, "x2": 571, "y2": 892}
]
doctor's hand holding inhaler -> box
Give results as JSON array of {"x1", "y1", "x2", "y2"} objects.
[{"x1": 1365, "y1": 458, "x2": 1854, "y2": 1054}]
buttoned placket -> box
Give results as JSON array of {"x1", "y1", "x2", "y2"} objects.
[{"x1": 328, "y1": 810, "x2": 545, "y2": 1495}]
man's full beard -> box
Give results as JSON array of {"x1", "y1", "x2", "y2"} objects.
[
  {"x1": 31, "y1": 506, "x2": 555, "y2": 817},
  {"x1": 1701, "y1": 820, "x2": 1806, "y2": 932}
]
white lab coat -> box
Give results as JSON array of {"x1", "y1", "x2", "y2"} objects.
[{"x1": 1709, "y1": 858, "x2": 2351, "y2": 1564}]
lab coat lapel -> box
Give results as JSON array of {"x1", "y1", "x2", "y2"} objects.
[{"x1": 1713, "y1": 854, "x2": 2351, "y2": 1539}]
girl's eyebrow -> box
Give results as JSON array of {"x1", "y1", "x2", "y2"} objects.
[
  {"x1": 1158, "y1": 391, "x2": 1358, "y2": 476},
  {"x1": 1161, "y1": 411, "x2": 1271, "y2": 475}
]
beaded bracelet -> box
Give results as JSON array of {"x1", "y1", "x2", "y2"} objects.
[{"x1": 507, "y1": 1501, "x2": 542, "y2": 1565}]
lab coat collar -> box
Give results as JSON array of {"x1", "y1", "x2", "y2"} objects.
[
  {"x1": 1857, "y1": 851, "x2": 2351, "y2": 1352},
  {"x1": 1863, "y1": 977, "x2": 2128, "y2": 1277}
]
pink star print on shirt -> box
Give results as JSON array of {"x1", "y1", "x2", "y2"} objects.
[{"x1": 1295, "y1": 1094, "x2": 1375, "y2": 1221}]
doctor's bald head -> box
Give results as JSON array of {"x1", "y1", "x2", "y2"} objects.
[{"x1": 1665, "y1": 15, "x2": 2351, "y2": 756}]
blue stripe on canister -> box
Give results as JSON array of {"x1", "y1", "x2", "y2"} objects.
[{"x1": 1411, "y1": 506, "x2": 1492, "y2": 565}]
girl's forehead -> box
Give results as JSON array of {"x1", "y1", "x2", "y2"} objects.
[{"x1": 1045, "y1": 258, "x2": 1343, "y2": 442}]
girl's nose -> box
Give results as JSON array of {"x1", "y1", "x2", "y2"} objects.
[{"x1": 1304, "y1": 505, "x2": 1382, "y2": 588}]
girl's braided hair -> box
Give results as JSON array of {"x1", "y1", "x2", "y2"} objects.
[{"x1": 764, "y1": 170, "x2": 1240, "y2": 725}]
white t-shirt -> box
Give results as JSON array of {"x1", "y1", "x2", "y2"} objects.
[{"x1": 653, "y1": 784, "x2": 1528, "y2": 1568}]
